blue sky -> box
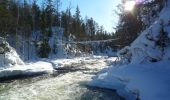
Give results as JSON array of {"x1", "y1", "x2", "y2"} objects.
[
  {"x1": 37, "y1": 0, "x2": 121, "y2": 32},
  {"x1": 61, "y1": 0, "x2": 121, "y2": 33}
]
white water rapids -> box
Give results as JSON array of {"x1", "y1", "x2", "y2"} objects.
[{"x1": 0, "y1": 57, "x2": 123, "y2": 100}]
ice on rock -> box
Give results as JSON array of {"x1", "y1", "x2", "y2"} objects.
[{"x1": 0, "y1": 37, "x2": 24, "y2": 68}]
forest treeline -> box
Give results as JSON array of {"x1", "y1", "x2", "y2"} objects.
[
  {"x1": 0, "y1": 0, "x2": 114, "y2": 58},
  {"x1": 0, "y1": 0, "x2": 165, "y2": 58},
  {"x1": 0, "y1": 0, "x2": 112, "y2": 41}
]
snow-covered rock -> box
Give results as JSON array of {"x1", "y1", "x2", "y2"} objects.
[
  {"x1": 117, "y1": 0, "x2": 170, "y2": 64},
  {"x1": 0, "y1": 37, "x2": 56, "y2": 79},
  {"x1": 0, "y1": 37, "x2": 24, "y2": 68},
  {"x1": 90, "y1": 0, "x2": 170, "y2": 100}
]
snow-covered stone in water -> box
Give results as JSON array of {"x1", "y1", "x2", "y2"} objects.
[{"x1": 0, "y1": 37, "x2": 24, "y2": 68}]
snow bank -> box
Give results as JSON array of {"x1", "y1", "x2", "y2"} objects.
[
  {"x1": 0, "y1": 61, "x2": 54, "y2": 79},
  {"x1": 89, "y1": 60, "x2": 170, "y2": 100},
  {"x1": 0, "y1": 38, "x2": 54, "y2": 79},
  {"x1": 0, "y1": 56, "x2": 106, "y2": 80},
  {"x1": 0, "y1": 37, "x2": 24, "y2": 68},
  {"x1": 90, "y1": 1, "x2": 170, "y2": 100}
]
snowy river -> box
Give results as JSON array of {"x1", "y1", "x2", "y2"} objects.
[{"x1": 0, "y1": 57, "x2": 123, "y2": 100}]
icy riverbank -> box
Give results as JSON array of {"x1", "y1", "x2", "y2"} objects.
[
  {"x1": 0, "y1": 61, "x2": 54, "y2": 80},
  {"x1": 89, "y1": 60, "x2": 170, "y2": 100},
  {"x1": 0, "y1": 56, "x2": 112, "y2": 81},
  {"x1": 89, "y1": 1, "x2": 170, "y2": 100}
]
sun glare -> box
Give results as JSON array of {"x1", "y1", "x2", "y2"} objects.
[{"x1": 124, "y1": 0, "x2": 136, "y2": 11}]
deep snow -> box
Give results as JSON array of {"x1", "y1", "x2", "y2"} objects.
[
  {"x1": 89, "y1": 0, "x2": 170, "y2": 100},
  {"x1": 89, "y1": 60, "x2": 170, "y2": 100},
  {"x1": 0, "y1": 38, "x2": 54, "y2": 79}
]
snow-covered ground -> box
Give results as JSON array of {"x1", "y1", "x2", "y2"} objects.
[
  {"x1": 89, "y1": 60, "x2": 170, "y2": 100},
  {"x1": 89, "y1": 1, "x2": 170, "y2": 100}
]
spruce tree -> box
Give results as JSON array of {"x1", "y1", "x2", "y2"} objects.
[
  {"x1": 45, "y1": 0, "x2": 54, "y2": 37},
  {"x1": 38, "y1": 3, "x2": 51, "y2": 58},
  {"x1": 32, "y1": 0, "x2": 41, "y2": 31}
]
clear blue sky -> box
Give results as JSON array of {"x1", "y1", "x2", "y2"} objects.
[
  {"x1": 37, "y1": 0, "x2": 121, "y2": 33},
  {"x1": 61, "y1": 0, "x2": 121, "y2": 33}
]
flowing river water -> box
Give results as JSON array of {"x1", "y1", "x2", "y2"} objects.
[{"x1": 0, "y1": 57, "x2": 123, "y2": 100}]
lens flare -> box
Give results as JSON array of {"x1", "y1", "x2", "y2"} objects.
[{"x1": 124, "y1": 0, "x2": 136, "y2": 11}]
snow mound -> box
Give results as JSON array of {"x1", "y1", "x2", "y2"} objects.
[
  {"x1": 0, "y1": 61, "x2": 54, "y2": 79},
  {"x1": 89, "y1": 60, "x2": 170, "y2": 100},
  {"x1": 90, "y1": 1, "x2": 170, "y2": 100},
  {"x1": 0, "y1": 37, "x2": 24, "y2": 68},
  {"x1": 0, "y1": 38, "x2": 55, "y2": 79}
]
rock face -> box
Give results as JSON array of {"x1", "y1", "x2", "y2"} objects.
[{"x1": 0, "y1": 37, "x2": 24, "y2": 68}]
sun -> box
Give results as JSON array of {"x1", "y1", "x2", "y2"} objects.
[{"x1": 124, "y1": 0, "x2": 136, "y2": 11}]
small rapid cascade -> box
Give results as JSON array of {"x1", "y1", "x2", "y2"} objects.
[{"x1": 0, "y1": 57, "x2": 123, "y2": 100}]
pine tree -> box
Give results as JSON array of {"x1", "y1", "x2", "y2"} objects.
[
  {"x1": 38, "y1": 39, "x2": 51, "y2": 58},
  {"x1": 62, "y1": 7, "x2": 72, "y2": 38},
  {"x1": 73, "y1": 6, "x2": 81, "y2": 38},
  {"x1": 40, "y1": 4, "x2": 47, "y2": 39},
  {"x1": 0, "y1": 0, "x2": 13, "y2": 64},
  {"x1": 45, "y1": 0, "x2": 54, "y2": 37},
  {"x1": 32, "y1": 0, "x2": 41, "y2": 31},
  {"x1": 86, "y1": 18, "x2": 96, "y2": 40},
  {"x1": 54, "y1": 0, "x2": 61, "y2": 27},
  {"x1": 38, "y1": 2, "x2": 51, "y2": 58},
  {"x1": 0, "y1": 0, "x2": 11, "y2": 36},
  {"x1": 75, "y1": 6, "x2": 80, "y2": 22}
]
